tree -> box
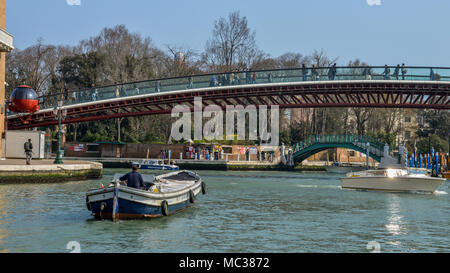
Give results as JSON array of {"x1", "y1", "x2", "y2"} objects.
[
  {"x1": 351, "y1": 108, "x2": 372, "y2": 135},
  {"x1": 417, "y1": 110, "x2": 450, "y2": 140},
  {"x1": 78, "y1": 25, "x2": 159, "y2": 84},
  {"x1": 57, "y1": 51, "x2": 105, "y2": 88},
  {"x1": 204, "y1": 11, "x2": 262, "y2": 72},
  {"x1": 5, "y1": 40, "x2": 71, "y2": 96},
  {"x1": 416, "y1": 135, "x2": 449, "y2": 154}
]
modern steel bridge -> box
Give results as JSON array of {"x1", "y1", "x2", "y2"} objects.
[{"x1": 7, "y1": 65, "x2": 450, "y2": 129}]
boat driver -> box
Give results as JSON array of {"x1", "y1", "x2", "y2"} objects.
[{"x1": 119, "y1": 164, "x2": 145, "y2": 189}]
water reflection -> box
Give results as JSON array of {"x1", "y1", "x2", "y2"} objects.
[
  {"x1": 385, "y1": 194, "x2": 406, "y2": 237},
  {"x1": 0, "y1": 191, "x2": 9, "y2": 253},
  {"x1": 0, "y1": 171, "x2": 447, "y2": 252}
]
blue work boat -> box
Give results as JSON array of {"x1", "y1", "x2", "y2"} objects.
[
  {"x1": 86, "y1": 170, "x2": 205, "y2": 220},
  {"x1": 135, "y1": 159, "x2": 179, "y2": 170}
]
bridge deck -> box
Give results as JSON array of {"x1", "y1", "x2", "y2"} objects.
[{"x1": 7, "y1": 65, "x2": 450, "y2": 129}]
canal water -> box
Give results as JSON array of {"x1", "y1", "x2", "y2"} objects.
[{"x1": 0, "y1": 169, "x2": 448, "y2": 253}]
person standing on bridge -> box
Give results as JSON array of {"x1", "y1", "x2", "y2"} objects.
[
  {"x1": 302, "y1": 64, "x2": 308, "y2": 81},
  {"x1": 252, "y1": 71, "x2": 257, "y2": 84},
  {"x1": 393, "y1": 64, "x2": 400, "y2": 80},
  {"x1": 311, "y1": 65, "x2": 319, "y2": 81},
  {"x1": 115, "y1": 82, "x2": 120, "y2": 97},
  {"x1": 363, "y1": 66, "x2": 372, "y2": 80},
  {"x1": 72, "y1": 89, "x2": 77, "y2": 103},
  {"x1": 119, "y1": 84, "x2": 126, "y2": 97},
  {"x1": 328, "y1": 63, "x2": 337, "y2": 80},
  {"x1": 235, "y1": 73, "x2": 241, "y2": 85},
  {"x1": 401, "y1": 64, "x2": 407, "y2": 80},
  {"x1": 155, "y1": 80, "x2": 161, "y2": 92},
  {"x1": 90, "y1": 84, "x2": 98, "y2": 101},
  {"x1": 187, "y1": 74, "x2": 194, "y2": 88},
  {"x1": 383, "y1": 65, "x2": 391, "y2": 80},
  {"x1": 63, "y1": 85, "x2": 69, "y2": 102},
  {"x1": 268, "y1": 72, "x2": 273, "y2": 83},
  {"x1": 430, "y1": 68, "x2": 436, "y2": 80},
  {"x1": 210, "y1": 74, "x2": 217, "y2": 87}
]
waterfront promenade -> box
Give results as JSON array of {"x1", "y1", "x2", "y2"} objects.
[{"x1": 0, "y1": 159, "x2": 102, "y2": 183}]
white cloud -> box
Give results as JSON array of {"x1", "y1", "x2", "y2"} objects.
[
  {"x1": 66, "y1": 0, "x2": 81, "y2": 6},
  {"x1": 366, "y1": 0, "x2": 381, "y2": 6}
]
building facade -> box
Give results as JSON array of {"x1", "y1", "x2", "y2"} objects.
[{"x1": 0, "y1": 0, "x2": 14, "y2": 158}]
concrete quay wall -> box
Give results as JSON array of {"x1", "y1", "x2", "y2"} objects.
[{"x1": 0, "y1": 160, "x2": 103, "y2": 183}]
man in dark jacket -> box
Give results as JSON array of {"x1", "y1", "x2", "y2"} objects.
[
  {"x1": 119, "y1": 164, "x2": 144, "y2": 189},
  {"x1": 24, "y1": 139, "x2": 33, "y2": 165}
]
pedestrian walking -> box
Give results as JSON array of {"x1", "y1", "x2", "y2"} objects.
[
  {"x1": 268, "y1": 72, "x2": 272, "y2": 83},
  {"x1": 252, "y1": 71, "x2": 257, "y2": 84},
  {"x1": 393, "y1": 64, "x2": 400, "y2": 80},
  {"x1": 24, "y1": 138, "x2": 33, "y2": 165}
]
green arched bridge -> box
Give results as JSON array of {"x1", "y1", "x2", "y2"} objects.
[{"x1": 292, "y1": 135, "x2": 384, "y2": 163}]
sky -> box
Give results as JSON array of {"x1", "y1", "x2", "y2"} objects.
[{"x1": 5, "y1": 0, "x2": 450, "y2": 67}]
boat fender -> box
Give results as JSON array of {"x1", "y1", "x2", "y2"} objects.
[
  {"x1": 201, "y1": 181, "x2": 206, "y2": 195},
  {"x1": 189, "y1": 189, "x2": 195, "y2": 203},
  {"x1": 86, "y1": 196, "x2": 91, "y2": 211},
  {"x1": 161, "y1": 200, "x2": 169, "y2": 216}
]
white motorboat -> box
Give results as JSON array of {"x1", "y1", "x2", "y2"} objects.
[{"x1": 340, "y1": 168, "x2": 445, "y2": 193}]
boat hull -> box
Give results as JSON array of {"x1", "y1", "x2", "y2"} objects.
[
  {"x1": 341, "y1": 176, "x2": 445, "y2": 193},
  {"x1": 89, "y1": 197, "x2": 196, "y2": 220}
]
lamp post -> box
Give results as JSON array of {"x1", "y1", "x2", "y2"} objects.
[
  {"x1": 53, "y1": 99, "x2": 67, "y2": 164},
  {"x1": 366, "y1": 142, "x2": 370, "y2": 170}
]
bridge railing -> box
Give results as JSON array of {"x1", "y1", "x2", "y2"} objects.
[
  {"x1": 35, "y1": 66, "x2": 450, "y2": 111},
  {"x1": 293, "y1": 135, "x2": 385, "y2": 156}
]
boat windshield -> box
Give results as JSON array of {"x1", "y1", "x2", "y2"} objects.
[
  {"x1": 141, "y1": 159, "x2": 158, "y2": 165},
  {"x1": 408, "y1": 168, "x2": 428, "y2": 176}
]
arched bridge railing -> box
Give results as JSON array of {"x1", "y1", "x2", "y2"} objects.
[
  {"x1": 37, "y1": 66, "x2": 450, "y2": 110},
  {"x1": 292, "y1": 135, "x2": 385, "y2": 162}
]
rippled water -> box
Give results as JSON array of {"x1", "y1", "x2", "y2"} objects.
[{"x1": 0, "y1": 169, "x2": 448, "y2": 253}]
